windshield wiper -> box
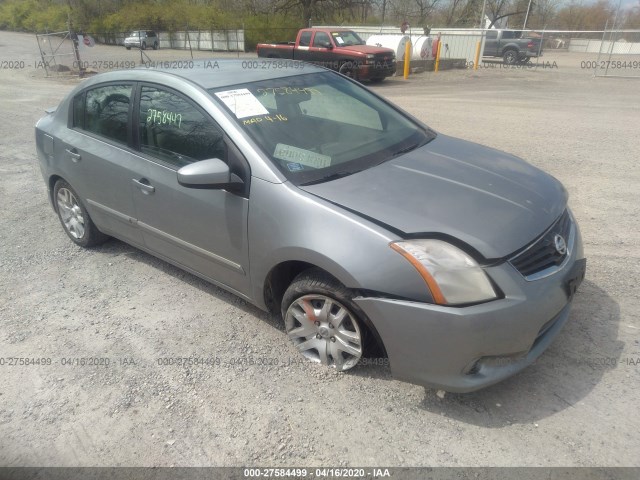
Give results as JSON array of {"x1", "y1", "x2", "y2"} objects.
[
  {"x1": 300, "y1": 171, "x2": 357, "y2": 186},
  {"x1": 392, "y1": 143, "x2": 420, "y2": 157}
]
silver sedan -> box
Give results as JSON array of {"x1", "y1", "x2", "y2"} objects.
[{"x1": 35, "y1": 60, "x2": 586, "y2": 392}]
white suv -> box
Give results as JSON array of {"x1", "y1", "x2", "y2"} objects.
[{"x1": 124, "y1": 30, "x2": 158, "y2": 50}]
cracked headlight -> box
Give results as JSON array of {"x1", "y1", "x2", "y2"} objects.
[{"x1": 390, "y1": 240, "x2": 497, "y2": 305}]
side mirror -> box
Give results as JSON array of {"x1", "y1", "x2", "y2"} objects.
[
  {"x1": 321, "y1": 42, "x2": 333, "y2": 49},
  {"x1": 177, "y1": 158, "x2": 243, "y2": 190}
]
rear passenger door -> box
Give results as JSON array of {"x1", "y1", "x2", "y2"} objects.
[
  {"x1": 58, "y1": 83, "x2": 143, "y2": 246},
  {"x1": 295, "y1": 30, "x2": 313, "y2": 62},
  {"x1": 484, "y1": 30, "x2": 498, "y2": 56},
  {"x1": 130, "y1": 84, "x2": 251, "y2": 296}
]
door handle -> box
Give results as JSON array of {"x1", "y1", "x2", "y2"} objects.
[
  {"x1": 66, "y1": 148, "x2": 81, "y2": 163},
  {"x1": 132, "y1": 178, "x2": 155, "y2": 194}
]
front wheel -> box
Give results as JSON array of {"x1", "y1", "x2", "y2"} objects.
[
  {"x1": 153, "y1": 42, "x2": 158, "y2": 50},
  {"x1": 282, "y1": 269, "x2": 369, "y2": 371},
  {"x1": 338, "y1": 61, "x2": 356, "y2": 79},
  {"x1": 125, "y1": 46, "x2": 131, "y2": 50},
  {"x1": 141, "y1": 42, "x2": 147, "y2": 50},
  {"x1": 53, "y1": 179, "x2": 108, "y2": 248}
]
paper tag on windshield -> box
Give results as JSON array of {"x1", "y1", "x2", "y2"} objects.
[
  {"x1": 215, "y1": 89, "x2": 268, "y2": 119},
  {"x1": 274, "y1": 144, "x2": 331, "y2": 169}
]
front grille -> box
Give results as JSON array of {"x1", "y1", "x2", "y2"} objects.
[
  {"x1": 372, "y1": 53, "x2": 395, "y2": 65},
  {"x1": 510, "y1": 210, "x2": 573, "y2": 279}
]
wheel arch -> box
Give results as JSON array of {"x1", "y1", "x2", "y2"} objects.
[
  {"x1": 48, "y1": 174, "x2": 65, "y2": 211},
  {"x1": 263, "y1": 260, "x2": 387, "y2": 357}
]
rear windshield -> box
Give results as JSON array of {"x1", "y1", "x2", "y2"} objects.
[{"x1": 209, "y1": 71, "x2": 434, "y2": 185}]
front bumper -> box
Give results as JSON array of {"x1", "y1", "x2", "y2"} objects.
[
  {"x1": 354, "y1": 224, "x2": 584, "y2": 393},
  {"x1": 357, "y1": 62, "x2": 397, "y2": 79}
]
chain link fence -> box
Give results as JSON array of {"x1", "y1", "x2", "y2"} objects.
[{"x1": 35, "y1": 30, "x2": 79, "y2": 77}]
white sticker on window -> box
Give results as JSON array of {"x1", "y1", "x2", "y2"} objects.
[
  {"x1": 274, "y1": 144, "x2": 331, "y2": 169},
  {"x1": 335, "y1": 37, "x2": 344, "y2": 45},
  {"x1": 215, "y1": 88, "x2": 269, "y2": 119}
]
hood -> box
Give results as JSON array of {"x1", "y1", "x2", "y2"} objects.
[
  {"x1": 339, "y1": 44, "x2": 395, "y2": 56},
  {"x1": 300, "y1": 134, "x2": 567, "y2": 259}
]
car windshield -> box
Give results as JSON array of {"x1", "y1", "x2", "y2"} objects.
[
  {"x1": 331, "y1": 31, "x2": 365, "y2": 46},
  {"x1": 209, "y1": 71, "x2": 435, "y2": 185}
]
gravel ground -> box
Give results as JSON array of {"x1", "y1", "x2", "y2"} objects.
[{"x1": 0, "y1": 31, "x2": 639, "y2": 467}]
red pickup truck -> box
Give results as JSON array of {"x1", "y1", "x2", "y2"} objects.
[{"x1": 257, "y1": 28, "x2": 396, "y2": 82}]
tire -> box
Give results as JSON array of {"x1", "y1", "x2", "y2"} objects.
[
  {"x1": 281, "y1": 268, "x2": 373, "y2": 371},
  {"x1": 338, "y1": 61, "x2": 355, "y2": 79},
  {"x1": 503, "y1": 49, "x2": 518, "y2": 65},
  {"x1": 369, "y1": 77, "x2": 385, "y2": 83},
  {"x1": 153, "y1": 41, "x2": 158, "y2": 50},
  {"x1": 53, "y1": 179, "x2": 109, "y2": 248},
  {"x1": 125, "y1": 46, "x2": 131, "y2": 50},
  {"x1": 141, "y1": 42, "x2": 147, "y2": 50}
]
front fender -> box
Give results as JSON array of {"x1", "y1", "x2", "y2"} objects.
[{"x1": 248, "y1": 178, "x2": 435, "y2": 310}]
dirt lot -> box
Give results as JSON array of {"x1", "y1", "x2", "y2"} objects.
[{"x1": 0, "y1": 31, "x2": 639, "y2": 467}]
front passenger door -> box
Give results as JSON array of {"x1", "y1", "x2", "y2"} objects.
[{"x1": 131, "y1": 85, "x2": 251, "y2": 297}]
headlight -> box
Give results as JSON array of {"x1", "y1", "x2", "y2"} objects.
[
  {"x1": 366, "y1": 54, "x2": 376, "y2": 60},
  {"x1": 390, "y1": 240, "x2": 497, "y2": 305}
]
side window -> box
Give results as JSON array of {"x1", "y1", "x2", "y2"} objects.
[
  {"x1": 139, "y1": 85, "x2": 226, "y2": 168},
  {"x1": 312, "y1": 32, "x2": 331, "y2": 48},
  {"x1": 299, "y1": 31, "x2": 312, "y2": 47},
  {"x1": 502, "y1": 31, "x2": 515, "y2": 39},
  {"x1": 486, "y1": 31, "x2": 498, "y2": 40},
  {"x1": 84, "y1": 84, "x2": 132, "y2": 144}
]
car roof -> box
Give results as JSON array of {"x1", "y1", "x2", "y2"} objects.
[{"x1": 83, "y1": 59, "x2": 327, "y2": 91}]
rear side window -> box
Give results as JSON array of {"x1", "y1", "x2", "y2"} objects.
[
  {"x1": 138, "y1": 85, "x2": 226, "y2": 168},
  {"x1": 299, "y1": 31, "x2": 312, "y2": 47},
  {"x1": 83, "y1": 84, "x2": 132, "y2": 144},
  {"x1": 486, "y1": 31, "x2": 498, "y2": 40}
]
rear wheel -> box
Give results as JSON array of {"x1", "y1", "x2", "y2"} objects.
[
  {"x1": 370, "y1": 77, "x2": 385, "y2": 83},
  {"x1": 53, "y1": 179, "x2": 108, "y2": 248},
  {"x1": 282, "y1": 269, "x2": 370, "y2": 371},
  {"x1": 503, "y1": 49, "x2": 518, "y2": 65}
]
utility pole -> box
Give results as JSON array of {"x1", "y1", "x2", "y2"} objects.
[
  {"x1": 479, "y1": 0, "x2": 487, "y2": 28},
  {"x1": 522, "y1": 0, "x2": 533, "y2": 30}
]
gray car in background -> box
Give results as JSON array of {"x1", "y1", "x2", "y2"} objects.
[{"x1": 34, "y1": 60, "x2": 586, "y2": 392}]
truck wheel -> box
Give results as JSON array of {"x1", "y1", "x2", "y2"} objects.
[
  {"x1": 503, "y1": 50, "x2": 518, "y2": 65},
  {"x1": 370, "y1": 77, "x2": 385, "y2": 83},
  {"x1": 339, "y1": 61, "x2": 355, "y2": 79}
]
